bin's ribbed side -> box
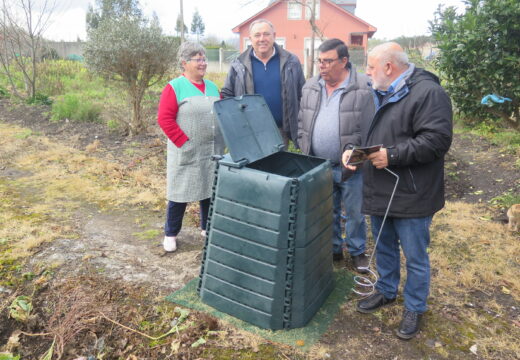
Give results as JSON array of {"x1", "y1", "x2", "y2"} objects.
[
  {"x1": 282, "y1": 179, "x2": 299, "y2": 328},
  {"x1": 197, "y1": 161, "x2": 220, "y2": 294}
]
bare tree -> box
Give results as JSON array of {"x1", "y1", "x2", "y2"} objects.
[
  {"x1": 0, "y1": 0, "x2": 56, "y2": 100},
  {"x1": 302, "y1": 0, "x2": 323, "y2": 78}
]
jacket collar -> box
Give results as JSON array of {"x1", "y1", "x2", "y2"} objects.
[
  {"x1": 372, "y1": 63, "x2": 416, "y2": 109},
  {"x1": 309, "y1": 62, "x2": 360, "y2": 93}
]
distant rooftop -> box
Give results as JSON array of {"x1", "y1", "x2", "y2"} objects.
[{"x1": 268, "y1": 0, "x2": 357, "y2": 14}]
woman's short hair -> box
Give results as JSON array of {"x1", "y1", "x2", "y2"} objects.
[{"x1": 177, "y1": 41, "x2": 206, "y2": 69}]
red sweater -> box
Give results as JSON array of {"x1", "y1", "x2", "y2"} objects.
[{"x1": 157, "y1": 80, "x2": 206, "y2": 147}]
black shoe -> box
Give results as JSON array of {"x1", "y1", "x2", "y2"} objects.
[
  {"x1": 351, "y1": 253, "x2": 369, "y2": 274},
  {"x1": 396, "y1": 309, "x2": 422, "y2": 340},
  {"x1": 332, "y1": 252, "x2": 344, "y2": 262},
  {"x1": 356, "y1": 290, "x2": 396, "y2": 313}
]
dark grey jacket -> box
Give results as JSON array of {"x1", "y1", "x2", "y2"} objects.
[
  {"x1": 361, "y1": 67, "x2": 453, "y2": 218},
  {"x1": 297, "y1": 64, "x2": 374, "y2": 165},
  {"x1": 221, "y1": 43, "x2": 306, "y2": 143}
]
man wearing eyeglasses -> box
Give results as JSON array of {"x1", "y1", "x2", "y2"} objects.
[
  {"x1": 297, "y1": 38, "x2": 374, "y2": 273},
  {"x1": 221, "y1": 19, "x2": 305, "y2": 146}
]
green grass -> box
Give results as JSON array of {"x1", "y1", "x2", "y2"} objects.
[
  {"x1": 490, "y1": 191, "x2": 520, "y2": 209},
  {"x1": 50, "y1": 93, "x2": 102, "y2": 123}
]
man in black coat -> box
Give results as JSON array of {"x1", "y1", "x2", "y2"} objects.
[{"x1": 342, "y1": 42, "x2": 453, "y2": 339}]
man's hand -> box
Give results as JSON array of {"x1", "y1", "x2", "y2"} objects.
[
  {"x1": 368, "y1": 148, "x2": 388, "y2": 169},
  {"x1": 341, "y1": 149, "x2": 357, "y2": 171}
]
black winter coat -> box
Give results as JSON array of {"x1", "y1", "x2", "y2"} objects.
[{"x1": 361, "y1": 67, "x2": 453, "y2": 218}]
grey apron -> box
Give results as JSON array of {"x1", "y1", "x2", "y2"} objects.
[{"x1": 166, "y1": 95, "x2": 224, "y2": 202}]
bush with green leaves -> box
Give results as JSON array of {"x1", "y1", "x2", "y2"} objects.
[{"x1": 431, "y1": 0, "x2": 520, "y2": 129}]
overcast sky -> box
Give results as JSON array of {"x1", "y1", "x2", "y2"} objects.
[{"x1": 45, "y1": 0, "x2": 465, "y2": 42}]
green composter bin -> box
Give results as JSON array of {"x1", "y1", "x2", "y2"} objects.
[{"x1": 198, "y1": 95, "x2": 334, "y2": 330}]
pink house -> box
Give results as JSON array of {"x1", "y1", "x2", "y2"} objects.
[{"x1": 232, "y1": 0, "x2": 377, "y2": 74}]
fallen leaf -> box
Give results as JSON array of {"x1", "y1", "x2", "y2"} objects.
[
  {"x1": 6, "y1": 330, "x2": 22, "y2": 352},
  {"x1": 501, "y1": 286, "x2": 511, "y2": 295},
  {"x1": 171, "y1": 340, "x2": 181, "y2": 353},
  {"x1": 191, "y1": 337, "x2": 206, "y2": 348}
]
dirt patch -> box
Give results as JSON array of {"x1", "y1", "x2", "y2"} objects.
[
  {"x1": 444, "y1": 132, "x2": 520, "y2": 221},
  {"x1": 1, "y1": 98, "x2": 519, "y2": 359},
  {"x1": 29, "y1": 208, "x2": 205, "y2": 292}
]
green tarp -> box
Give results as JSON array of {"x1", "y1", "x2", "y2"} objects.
[{"x1": 166, "y1": 269, "x2": 354, "y2": 351}]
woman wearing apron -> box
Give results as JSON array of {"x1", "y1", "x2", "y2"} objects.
[{"x1": 157, "y1": 42, "x2": 224, "y2": 252}]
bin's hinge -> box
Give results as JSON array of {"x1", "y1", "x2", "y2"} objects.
[
  {"x1": 274, "y1": 143, "x2": 285, "y2": 152},
  {"x1": 219, "y1": 157, "x2": 249, "y2": 168},
  {"x1": 283, "y1": 179, "x2": 299, "y2": 328}
]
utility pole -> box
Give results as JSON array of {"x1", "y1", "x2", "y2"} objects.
[{"x1": 180, "y1": 0, "x2": 184, "y2": 43}]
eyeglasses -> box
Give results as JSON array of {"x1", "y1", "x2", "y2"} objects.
[
  {"x1": 188, "y1": 57, "x2": 207, "y2": 64},
  {"x1": 315, "y1": 58, "x2": 341, "y2": 66}
]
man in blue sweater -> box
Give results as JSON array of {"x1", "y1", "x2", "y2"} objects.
[{"x1": 221, "y1": 19, "x2": 305, "y2": 146}]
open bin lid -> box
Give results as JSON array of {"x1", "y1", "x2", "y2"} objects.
[{"x1": 213, "y1": 95, "x2": 284, "y2": 166}]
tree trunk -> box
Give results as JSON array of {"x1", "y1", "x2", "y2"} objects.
[
  {"x1": 307, "y1": 0, "x2": 317, "y2": 78},
  {"x1": 129, "y1": 86, "x2": 145, "y2": 136}
]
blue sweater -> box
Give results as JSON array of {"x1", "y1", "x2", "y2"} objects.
[{"x1": 251, "y1": 52, "x2": 283, "y2": 127}]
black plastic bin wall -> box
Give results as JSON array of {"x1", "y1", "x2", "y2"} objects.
[{"x1": 197, "y1": 95, "x2": 334, "y2": 330}]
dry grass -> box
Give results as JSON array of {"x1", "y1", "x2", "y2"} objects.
[
  {"x1": 1, "y1": 123, "x2": 165, "y2": 211},
  {"x1": 431, "y1": 201, "x2": 519, "y2": 300},
  {"x1": 0, "y1": 123, "x2": 167, "y2": 275},
  {"x1": 424, "y1": 201, "x2": 520, "y2": 358}
]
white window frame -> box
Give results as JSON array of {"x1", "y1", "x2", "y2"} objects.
[
  {"x1": 303, "y1": 37, "x2": 323, "y2": 75},
  {"x1": 287, "y1": 1, "x2": 302, "y2": 20},
  {"x1": 305, "y1": 0, "x2": 320, "y2": 20}
]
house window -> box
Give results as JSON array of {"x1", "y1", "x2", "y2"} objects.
[
  {"x1": 305, "y1": 0, "x2": 320, "y2": 20},
  {"x1": 288, "y1": 1, "x2": 302, "y2": 20},
  {"x1": 275, "y1": 38, "x2": 286, "y2": 48},
  {"x1": 351, "y1": 34, "x2": 363, "y2": 46}
]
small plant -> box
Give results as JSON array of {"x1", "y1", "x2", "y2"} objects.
[
  {"x1": 26, "y1": 93, "x2": 53, "y2": 106},
  {"x1": 0, "y1": 353, "x2": 21, "y2": 360},
  {"x1": 107, "y1": 119, "x2": 119, "y2": 130},
  {"x1": 14, "y1": 129, "x2": 33, "y2": 139},
  {"x1": 490, "y1": 191, "x2": 520, "y2": 209},
  {"x1": 51, "y1": 94, "x2": 101, "y2": 123},
  {"x1": 0, "y1": 86, "x2": 9, "y2": 98},
  {"x1": 8, "y1": 295, "x2": 33, "y2": 322}
]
